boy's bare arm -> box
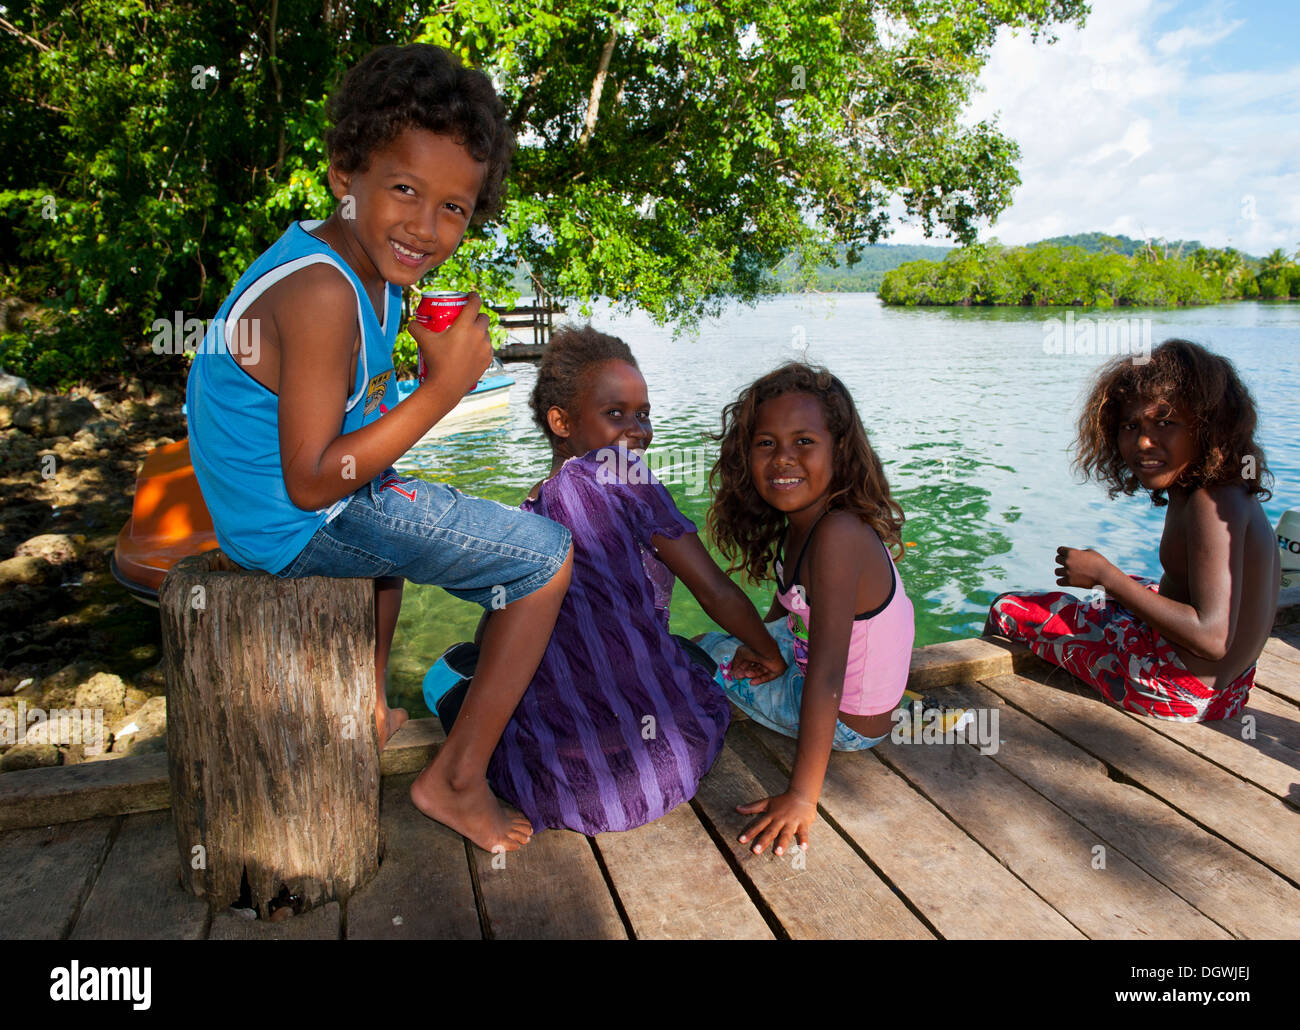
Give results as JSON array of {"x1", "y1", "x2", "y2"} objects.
[
  {"x1": 1059, "y1": 490, "x2": 1242, "y2": 660},
  {"x1": 276, "y1": 270, "x2": 491, "y2": 510}
]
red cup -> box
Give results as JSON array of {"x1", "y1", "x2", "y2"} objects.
[{"x1": 414, "y1": 291, "x2": 470, "y2": 383}]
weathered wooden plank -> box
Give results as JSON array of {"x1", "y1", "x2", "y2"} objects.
[
  {"x1": 0, "y1": 753, "x2": 169, "y2": 832},
  {"x1": 70, "y1": 810, "x2": 208, "y2": 940},
  {"x1": 1232, "y1": 684, "x2": 1300, "y2": 755},
  {"x1": 876, "y1": 703, "x2": 1229, "y2": 939},
  {"x1": 379, "y1": 718, "x2": 445, "y2": 777},
  {"x1": 1255, "y1": 650, "x2": 1300, "y2": 707},
  {"x1": 0, "y1": 818, "x2": 116, "y2": 940},
  {"x1": 981, "y1": 672, "x2": 1300, "y2": 885},
  {"x1": 1263, "y1": 631, "x2": 1300, "y2": 669},
  {"x1": 692, "y1": 729, "x2": 932, "y2": 940},
  {"x1": 0, "y1": 724, "x2": 449, "y2": 844},
  {"x1": 473, "y1": 829, "x2": 626, "y2": 940},
  {"x1": 0, "y1": 719, "x2": 452, "y2": 836},
  {"x1": 907, "y1": 637, "x2": 1016, "y2": 691},
  {"x1": 744, "y1": 724, "x2": 1082, "y2": 939},
  {"x1": 965, "y1": 678, "x2": 1300, "y2": 938},
  {"x1": 1110, "y1": 689, "x2": 1300, "y2": 806},
  {"x1": 209, "y1": 901, "x2": 340, "y2": 940},
  {"x1": 990, "y1": 660, "x2": 1300, "y2": 771},
  {"x1": 346, "y1": 774, "x2": 479, "y2": 940},
  {"x1": 591, "y1": 801, "x2": 773, "y2": 940}
]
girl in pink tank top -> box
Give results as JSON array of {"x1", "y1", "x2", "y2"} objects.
[{"x1": 699, "y1": 362, "x2": 915, "y2": 858}]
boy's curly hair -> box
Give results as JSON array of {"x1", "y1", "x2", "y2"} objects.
[
  {"x1": 1075, "y1": 338, "x2": 1272, "y2": 506},
  {"x1": 530, "y1": 324, "x2": 639, "y2": 446},
  {"x1": 325, "y1": 44, "x2": 515, "y2": 222},
  {"x1": 708, "y1": 362, "x2": 905, "y2": 584}
]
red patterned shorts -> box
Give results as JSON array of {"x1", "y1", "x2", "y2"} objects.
[{"x1": 987, "y1": 582, "x2": 1254, "y2": 722}]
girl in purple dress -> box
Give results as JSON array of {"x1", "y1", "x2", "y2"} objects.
[{"x1": 431, "y1": 326, "x2": 784, "y2": 835}]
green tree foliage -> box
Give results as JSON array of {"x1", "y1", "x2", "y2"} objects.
[
  {"x1": 879, "y1": 241, "x2": 1298, "y2": 308},
  {"x1": 0, "y1": 0, "x2": 415, "y2": 384},
  {"x1": 2, "y1": 0, "x2": 1089, "y2": 385}
]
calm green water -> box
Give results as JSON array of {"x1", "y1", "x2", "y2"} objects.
[{"x1": 388, "y1": 295, "x2": 1300, "y2": 715}]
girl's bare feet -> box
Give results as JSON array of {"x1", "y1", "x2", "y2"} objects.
[{"x1": 409, "y1": 760, "x2": 533, "y2": 852}]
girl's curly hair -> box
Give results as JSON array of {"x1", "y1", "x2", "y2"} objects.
[
  {"x1": 708, "y1": 362, "x2": 905, "y2": 584},
  {"x1": 1075, "y1": 338, "x2": 1272, "y2": 506},
  {"x1": 529, "y1": 324, "x2": 638, "y2": 447},
  {"x1": 325, "y1": 44, "x2": 515, "y2": 222}
]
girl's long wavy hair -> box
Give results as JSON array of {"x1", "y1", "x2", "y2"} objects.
[
  {"x1": 1075, "y1": 338, "x2": 1272, "y2": 507},
  {"x1": 708, "y1": 362, "x2": 905, "y2": 584}
]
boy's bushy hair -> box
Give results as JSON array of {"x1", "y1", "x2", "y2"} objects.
[
  {"x1": 1075, "y1": 338, "x2": 1272, "y2": 506},
  {"x1": 530, "y1": 324, "x2": 639, "y2": 445},
  {"x1": 325, "y1": 44, "x2": 515, "y2": 222},
  {"x1": 708, "y1": 362, "x2": 905, "y2": 585}
]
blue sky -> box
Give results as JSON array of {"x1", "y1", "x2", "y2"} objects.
[{"x1": 889, "y1": 0, "x2": 1300, "y2": 256}]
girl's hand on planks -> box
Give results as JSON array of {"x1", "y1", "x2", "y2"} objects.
[{"x1": 736, "y1": 790, "x2": 817, "y2": 856}]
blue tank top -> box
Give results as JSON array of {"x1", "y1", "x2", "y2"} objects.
[{"x1": 185, "y1": 220, "x2": 400, "y2": 572}]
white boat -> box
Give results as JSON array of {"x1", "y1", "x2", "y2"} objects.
[
  {"x1": 1279, "y1": 509, "x2": 1300, "y2": 589},
  {"x1": 396, "y1": 356, "x2": 514, "y2": 433}
]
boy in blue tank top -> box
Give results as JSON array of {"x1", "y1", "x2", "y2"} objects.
[{"x1": 185, "y1": 45, "x2": 572, "y2": 855}]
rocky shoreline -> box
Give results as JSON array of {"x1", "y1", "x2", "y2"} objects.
[{"x1": 0, "y1": 374, "x2": 187, "y2": 772}]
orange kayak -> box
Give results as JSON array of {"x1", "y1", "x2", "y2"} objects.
[{"x1": 111, "y1": 439, "x2": 219, "y2": 604}]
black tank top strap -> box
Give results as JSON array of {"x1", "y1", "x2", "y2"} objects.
[{"x1": 783, "y1": 508, "x2": 833, "y2": 591}]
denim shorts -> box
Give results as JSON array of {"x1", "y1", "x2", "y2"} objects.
[
  {"x1": 276, "y1": 468, "x2": 571, "y2": 608},
  {"x1": 698, "y1": 618, "x2": 888, "y2": 752}
]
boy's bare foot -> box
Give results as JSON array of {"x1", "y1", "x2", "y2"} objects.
[
  {"x1": 376, "y1": 705, "x2": 409, "y2": 747},
  {"x1": 409, "y1": 763, "x2": 533, "y2": 852}
]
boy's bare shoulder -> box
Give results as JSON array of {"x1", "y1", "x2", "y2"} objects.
[{"x1": 253, "y1": 261, "x2": 359, "y2": 333}]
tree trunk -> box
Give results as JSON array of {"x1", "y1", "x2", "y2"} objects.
[{"x1": 160, "y1": 550, "x2": 380, "y2": 918}]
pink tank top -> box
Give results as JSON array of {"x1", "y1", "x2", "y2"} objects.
[{"x1": 775, "y1": 514, "x2": 915, "y2": 717}]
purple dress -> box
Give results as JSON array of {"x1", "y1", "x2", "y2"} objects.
[{"x1": 486, "y1": 448, "x2": 731, "y2": 834}]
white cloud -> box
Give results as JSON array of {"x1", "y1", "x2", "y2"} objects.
[
  {"x1": 1156, "y1": 18, "x2": 1244, "y2": 54},
  {"x1": 885, "y1": 0, "x2": 1300, "y2": 256}
]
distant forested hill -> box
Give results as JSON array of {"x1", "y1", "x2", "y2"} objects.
[
  {"x1": 773, "y1": 244, "x2": 954, "y2": 292},
  {"x1": 1034, "y1": 232, "x2": 1205, "y2": 257}
]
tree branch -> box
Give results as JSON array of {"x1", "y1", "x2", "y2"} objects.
[
  {"x1": 269, "y1": 0, "x2": 285, "y2": 178},
  {"x1": 511, "y1": 59, "x2": 550, "y2": 130},
  {"x1": 0, "y1": 15, "x2": 50, "y2": 52},
  {"x1": 579, "y1": 24, "x2": 618, "y2": 148}
]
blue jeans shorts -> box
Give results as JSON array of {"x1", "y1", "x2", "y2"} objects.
[
  {"x1": 698, "y1": 618, "x2": 888, "y2": 752},
  {"x1": 276, "y1": 468, "x2": 571, "y2": 608}
]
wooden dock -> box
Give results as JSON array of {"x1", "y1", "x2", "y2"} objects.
[
  {"x1": 493, "y1": 284, "x2": 563, "y2": 359},
  {"x1": 2, "y1": 619, "x2": 1298, "y2": 940}
]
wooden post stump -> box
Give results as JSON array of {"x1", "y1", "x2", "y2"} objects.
[{"x1": 159, "y1": 550, "x2": 380, "y2": 918}]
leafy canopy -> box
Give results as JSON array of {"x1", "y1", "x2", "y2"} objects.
[{"x1": 1, "y1": 0, "x2": 1087, "y2": 385}]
